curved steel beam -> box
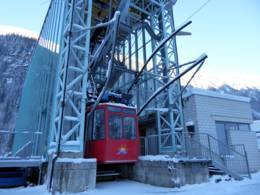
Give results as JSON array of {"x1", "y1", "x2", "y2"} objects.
[
  {"x1": 127, "y1": 20, "x2": 192, "y2": 93},
  {"x1": 88, "y1": 11, "x2": 121, "y2": 115},
  {"x1": 137, "y1": 53, "x2": 208, "y2": 115}
]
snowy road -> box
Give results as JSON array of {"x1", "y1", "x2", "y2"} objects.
[{"x1": 1, "y1": 172, "x2": 259, "y2": 195}]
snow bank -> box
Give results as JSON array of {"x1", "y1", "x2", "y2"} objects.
[
  {"x1": 139, "y1": 155, "x2": 179, "y2": 163},
  {"x1": 1, "y1": 171, "x2": 260, "y2": 195},
  {"x1": 56, "y1": 158, "x2": 96, "y2": 164}
]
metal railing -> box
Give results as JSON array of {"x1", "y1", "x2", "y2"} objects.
[
  {"x1": 0, "y1": 130, "x2": 43, "y2": 159},
  {"x1": 140, "y1": 132, "x2": 251, "y2": 179}
]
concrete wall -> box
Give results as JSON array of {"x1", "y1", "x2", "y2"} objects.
[
  {"x1": 132, "y1": 159, "x2": 209, "y2": 188},
  {"x1": 183, "y1": 92, "x2": 260, "y2": 173},
  {"x1": 49, "y1": 157, "x2": 97, "y2": 193}
]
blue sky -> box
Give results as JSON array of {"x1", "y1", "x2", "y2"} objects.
[
  {"x1": 0, "y1": 0, "x2": 49, "y2": 33},
  {"x1": 174, "y1": 0, "x2": 260, "y2": 78},
  {"x1": 0, "y1": 0, "x2": 259, "y2": 86}
]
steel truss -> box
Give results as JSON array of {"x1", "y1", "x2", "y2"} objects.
[
  {"x1": 17, "y1": 0, "x2": 207, "y2": 157},
  {"x1": 49, "y1": 0, "x2": 92, "y2": 154},
  {"x1": 112, "y1": 0, "x2": 192, "y2": 153}
]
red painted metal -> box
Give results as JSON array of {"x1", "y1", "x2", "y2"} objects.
[{"x1": 84, "y1": 103, "x2": 140, "y2": 164}]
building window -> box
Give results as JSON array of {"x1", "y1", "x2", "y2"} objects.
[
  {"x1": 220, "y1": 122, "x2": 250, "y2": 132},
  {"x1": 215, "y1": 121, "x2": 251, "y2": 155},
  {"x1": 256, "y1": 132, "x2": 260, "y2": 150},
  {"x1": 238, "y1": 123, "x2": 250, "y2": 131}
]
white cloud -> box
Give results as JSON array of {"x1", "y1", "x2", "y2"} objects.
[{"x1": 0, "y1": 25, "x2": 38, "y2": 39}]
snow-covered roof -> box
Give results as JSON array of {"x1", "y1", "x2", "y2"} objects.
[
  {"x1": 99, "y1": 102, "x2": 136, "y2": 109},
  {"x1": 251, "y1": 120, "x2": 260, "y2": 132},
  {"x1": 183, "y1": 88, "x2": 250, "y2": 103}
]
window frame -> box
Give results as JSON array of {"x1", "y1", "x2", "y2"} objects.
[
  {"x1": 256, "y1": 132, "x2": 260, "y2": 150},
  {"x1": 108, "y1": 113, "x2": 123, "y2": 139},
  {"x1": 92, "y1": 109, "x2": 105, "y2": 140},
  {"x1": 107, "y1": 106, "x2": 138, "y2": 140},
  {"x1": 216, "y1": 121, "x2": 251, "y2": 132},
  {"x1": 123, "y1": 116, "x2": 136, "y2": 140}
]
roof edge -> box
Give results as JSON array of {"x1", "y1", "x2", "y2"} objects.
[{"x1": 183, "y1": 88, "x2": 250, "y2": 103}]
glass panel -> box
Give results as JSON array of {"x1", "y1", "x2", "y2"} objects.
[
  {"x1": 86, "y1": 114, "x2": 93, "y2": 141},
  {"x1": 238, "y1": 123, "x2": 250, "y2": 131},
  {"x1": 123, "y1": 117, "x2": 136, "y2": 139},
  {"x1": 257, "y1": 133, "x2": 260, "y2": 149},
  {"x1": 225, "y1": 123, "x2": 238, "y2": 131},
  {"x1": 93, "y1": 110, "x2": 105, "y2": 140},
  {"x1": 109, "y1": 115, "x2": 122, "y2": 139},
  {"x1": 216, "y1": 122, "x2": 230, "y2": 155}
]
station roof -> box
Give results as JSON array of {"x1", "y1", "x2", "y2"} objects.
[{"x1": 183, "y1": 88, "x2": 250, "y2": 103}]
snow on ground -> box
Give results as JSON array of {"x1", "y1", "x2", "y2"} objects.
[
  {"x1": 1, "y1": 172, "x2": 260, "y2": 195},
  {"x1": 139, "y1": 155, "x2": 180, "y2": 162}
]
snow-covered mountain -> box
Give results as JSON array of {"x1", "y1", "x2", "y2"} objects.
[
  {"x1": 0, "y1": 25, "x2": 38, "y2": 39},
  {"x1": 0, "y1": 34, "x2": 36, "y2": 130},
  {"x1": 187, "y1": 71, "x2": 260, "y2": 90}
]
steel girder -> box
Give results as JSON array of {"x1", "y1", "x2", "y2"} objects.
[
  {"x1": 109, "y1": 1, "x2": 186, "y2": 153},
  {"x1": 49, "y1": 0, "x2": 92, "y2": 154},
  {"x1": 17, "y1": 0, "x2": 200, "y2": 157}
]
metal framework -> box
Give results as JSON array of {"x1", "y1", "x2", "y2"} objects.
[
  {"x1": 49, "y1": 0, "x2": 92, "y2": 154},
  {"x1": 15, "y1": 0, "x2": 207, "y2": 157}
]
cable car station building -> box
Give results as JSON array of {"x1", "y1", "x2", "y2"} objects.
[{"x1": 183, "y1": 88, "x2": 260, "y2": 173}]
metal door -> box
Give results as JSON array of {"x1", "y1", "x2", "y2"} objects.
[{"x1": 216, "y1": 122, "x2": 229, "y2": 155}]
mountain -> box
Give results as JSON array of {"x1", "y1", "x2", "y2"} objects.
[
  {"x1": 185, "y1": 71, "x2": 260, "y2": 90},
  {"x1": 0, "y1": 25, "x2": 38, "y2": 39},
  {"x1": 0, "y1": 34, "x2": 36, "y2": 130}
]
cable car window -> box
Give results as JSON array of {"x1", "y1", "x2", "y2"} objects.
[
  {"x1": 123, "y1": 117, "x2": 136, "y2": 139},
  {"x1": 93, "y1": 109, "x2": 105, "y2": 140},
  {"x1": 86, "y1": 114, "x2": 93, "y2": 141},
  {"x1": 109, "y1": 115, "x2": 123, "y2": 139}
]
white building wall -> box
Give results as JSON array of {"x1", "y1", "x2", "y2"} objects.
[
  {"x1": 230, "y1": 130, "x2": 260, "y2": 172},
  {"x1": 194, "y1": 95, "x2": 252, "y2": 138},
  {"x1": 183, "y1": 95, "x2": 199, "y2": 132},
  {"x1": 184, "y1": 93, "x2": 252, "y2": 136},
  {"x1": 183, "y1": 90, "x2": 260, "y2": 172}
]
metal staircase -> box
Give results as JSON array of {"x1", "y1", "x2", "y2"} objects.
[
  {"x1": 208, "y1": 165, "x2": 225, "y2": 175},
  {"x1": 141, "y1": 132, "x2": 251, "y2": 180},
  {"x1": 185, "y1": 133, "x2": 251, "y2": 180}
]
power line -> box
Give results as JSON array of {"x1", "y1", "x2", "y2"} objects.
[
  {"x1": 40, "y1": 0, "x2": 51, "y2": 6},
  {"x1": 183, "y1": 0, "x2": 212, "y2": 23}
]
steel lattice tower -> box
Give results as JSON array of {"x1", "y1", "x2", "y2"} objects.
[{"x1": 14, "y1": 0, "x2": 207, "y2": 157}]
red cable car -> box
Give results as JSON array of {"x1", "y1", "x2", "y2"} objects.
[{"x1": 84, "y1": 103, "x2": 140, "y2": 164}]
